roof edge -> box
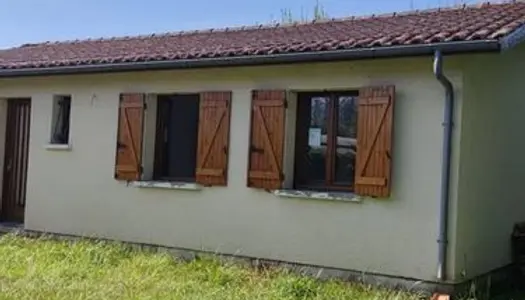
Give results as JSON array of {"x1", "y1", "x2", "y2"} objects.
[
  {"x1": 0, "y1": 40, "x2": 500, "y2": 78},
  {"x1": 501, "y1": 23, "x2": 525, "y2": 50}
]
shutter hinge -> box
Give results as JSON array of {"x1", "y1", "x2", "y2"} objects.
[
  {"x1": 139, "y1": 165, "x2": 144, "y2": 174},
  {"x1": 143, "y1": 102, "x2": 148, "y2": 110},
  {"x1": 284, "y1": 99, "x2": 288, "y2": 109}
]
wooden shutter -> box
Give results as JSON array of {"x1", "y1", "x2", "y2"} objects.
[
  {"x1": 247, "y1": 90, "x2": 286, "y2": 190},
  {"x1": 354, "y1": 86, "x2": 395, "y2": 197},
  {"x1": 196, "y1": 91, "x2": 232, "y2": 186},
  {"x1": 114, "y1": 93, "x2": 145, "y2": 181}
]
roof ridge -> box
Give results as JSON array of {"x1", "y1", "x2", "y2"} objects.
[
  {"x1": 344, "y1": 0, "x2": 520, "y2": 20},
  {"x1": 15, "y1": 0, "x2": 522, "y2": 49}
]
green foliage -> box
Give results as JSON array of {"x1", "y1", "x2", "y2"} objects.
[
  {"x1": 281, "y1": 8, "x2": 295, "y2": 24},
  {"x1": 1, "y1": 234, "x2": 518, "y2": 299},
  {"x1": 273, "y1": 274, "x2": 320, "y2": 299},
  {"x1": 313, "y1": 0, "x2": 328, "y2": 21},
  {"x1": 280, "y1": 0, "x2": 328, "y2": 24}
]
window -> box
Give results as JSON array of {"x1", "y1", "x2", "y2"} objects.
[
  {"x1": 246, "y1": 87, "x2": 395, "y2": 198},
  {"x1": 114, "y1": 92, "x2": 232, "y2": 186},
  {"x1": 50, "y1": 95, "x2": 71, "y2": 144},
  {"x1": 154, "y1": 94, "x2": 200, "y2": 181},
  {"x1": 294, "y1": 91, "x2": 358, "y2": 191}
]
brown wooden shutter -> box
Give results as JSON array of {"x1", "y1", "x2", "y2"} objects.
[
  {"x1": 354, "y1": 86, "x2": 395, "y2": 197},
  {"x1": 247, "y1": 90, "x2": 286, "y2": 190},
  {"x1": 114, "y1": 93, "x2": 145, "y2": 181},
  {"x1": 196, "y1": 91, "x2": 232, "y2": 186}
]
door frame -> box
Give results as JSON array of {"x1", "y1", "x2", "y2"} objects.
[{"x1": 0, "y1": 98, "x2": 31, "y2": 223}]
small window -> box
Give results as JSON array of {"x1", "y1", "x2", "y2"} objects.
[
  {"x1": 294, "y1": 91, "x2": 358, "y2": 191},
  {"x1": 154, "y1": 94, "x2": 200, "y2": 182},
  {"x1": 50, "y1": 95, "x2": 72, "y2": 144}
]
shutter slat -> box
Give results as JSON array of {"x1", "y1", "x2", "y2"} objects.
[
  {"x1": 355, "y1": 177, "x2": 387, "y2": 186},
  {"x1": 195, "y1": 91, "x2": 231, "y2": 186},
  {"x1": 115, "y1": 93, "x2": 145, "y2": 181},
  {"x1": 249, "y1": 171, "x2": 282, "y2": 180},
  {"x1": 354, "y1": 86, "x2": 395, "y2": 197},
  {"x1": 196, "y1": 168, "x2": 224, "y2": 177},
  {"x1": 247, "y1": 90, "x2": 286, "y2": 190},
  {"x1": 254, "y1": 100, "x2": 286, "y2": 107}
]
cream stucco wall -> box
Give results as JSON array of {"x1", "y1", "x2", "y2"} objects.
[
  {"x1": 0, "y1": 99, "x2": 8, "y2": 213},
  {"x1": 0, "y1": 57, "x2": 463, "y2": 282},
  {"x1": 453, "y1": 43, "x2": 525, "y2": 281}
]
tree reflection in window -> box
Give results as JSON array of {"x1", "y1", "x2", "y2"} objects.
[
  {"x1": 335, "y1": 96, "x2": 358, "y2": 185},
  {"x1": 295, "y1": 91, "x2": 358, "y2": 191},
  {"x1": 307, "y1": 96, "x2": 328, "y2": 183}
]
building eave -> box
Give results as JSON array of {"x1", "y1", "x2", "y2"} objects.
[
  {"x1": 501, "y1": 23, "x2": 525, "y2": 51},
  {"x1": 0, "y1": 40, "x2": 501, "y2": 78}
]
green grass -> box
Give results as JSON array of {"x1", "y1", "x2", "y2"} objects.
[
  {"x1": 1, "y1": 234, "x2": 524, "y2": 300},
  {"x1": 0, "y1": 234, "x2": 428, "y2": 300}
]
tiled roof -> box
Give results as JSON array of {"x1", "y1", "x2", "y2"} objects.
[{"x1": 1, "y1": 1, "x2": 525, "y2": 70}]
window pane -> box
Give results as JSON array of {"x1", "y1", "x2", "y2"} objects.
[
  {"x1": 305, "y1": 96, "x2": 329, "y2": 183},
  {"x1": 334, "y1": 95, "x2": 358, "y2": 185},
  {"x1": 51, "y1": 95, "x2": 71, "y2": 144},
  {"x1": 164, "y1": 95, "x2": 200, "y2": 181}
]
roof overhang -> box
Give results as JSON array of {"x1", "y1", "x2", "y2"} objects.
[
  {"x1": 501, "y1": 23, "x2": 525, "y2": 50},
  {"x1": 0, "y1": 40, "x2": 504, "y2": 78}
]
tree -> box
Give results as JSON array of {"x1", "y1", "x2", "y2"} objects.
[
  {"x1": 312, "y1": 0, "x2": 328, "y2": 21},
  {"x1": 278, "y1": 0, "x2": 329, "y2": 24}
]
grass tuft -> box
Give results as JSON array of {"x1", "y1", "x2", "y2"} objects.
[{"x1": 0, "y1": 234, "x2": 485, "y2": 299}]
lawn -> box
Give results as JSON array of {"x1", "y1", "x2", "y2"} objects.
[{"x1": 0, "y1": 234, "x2": 521, "y2": 300}]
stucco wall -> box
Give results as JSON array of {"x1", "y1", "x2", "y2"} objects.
[
  {"x1": 0, "y1": 99, "x2": 8, "y2": 213},
  {"x1": 454, "y1": 44, "x2": 525, "y2": 280},
  {"x1": 0, "y1": 58, "x2": 463, "y2": 281}
]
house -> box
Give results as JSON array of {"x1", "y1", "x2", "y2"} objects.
[{"x1": 1, "y1": 0, "x2": 525, "y2": 293}]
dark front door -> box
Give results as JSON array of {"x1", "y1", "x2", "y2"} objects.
[{"x1": 1, "y1": 99, "x2": 31, "y2": 223}]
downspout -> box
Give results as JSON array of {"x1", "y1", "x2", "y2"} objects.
[{"x1": 433, "y1": 50, "x2": 454, "y2": 281}]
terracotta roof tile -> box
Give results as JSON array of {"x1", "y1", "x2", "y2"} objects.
[{"x1": 1, "y1": 1, "x2": 525, "y2": 70}]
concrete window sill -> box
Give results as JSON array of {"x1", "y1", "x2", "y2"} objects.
[
  {"x1": 273, "y1": 189, "x2": 363, "y2": 203},
  {"x1": 44, "y1": 144, "x2": 72, "y2": 151},
  {"x1": 128, "y1": 181, "x2": 203, "y2": 191}
]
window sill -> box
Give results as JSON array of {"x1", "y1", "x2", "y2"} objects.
[
  {"x1": 128, "y1": 181, "x2": 203, "y2": 191},
  {"x1": 44, "y1": 144, "x2": 72, "y2": 151},
  {"x1": 273, "y1": 189, "x2": 363, "y2": 203}
]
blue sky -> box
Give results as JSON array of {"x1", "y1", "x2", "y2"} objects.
[{"x1": 1, "y1": 0, "x2": 476, "y2": 49}]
